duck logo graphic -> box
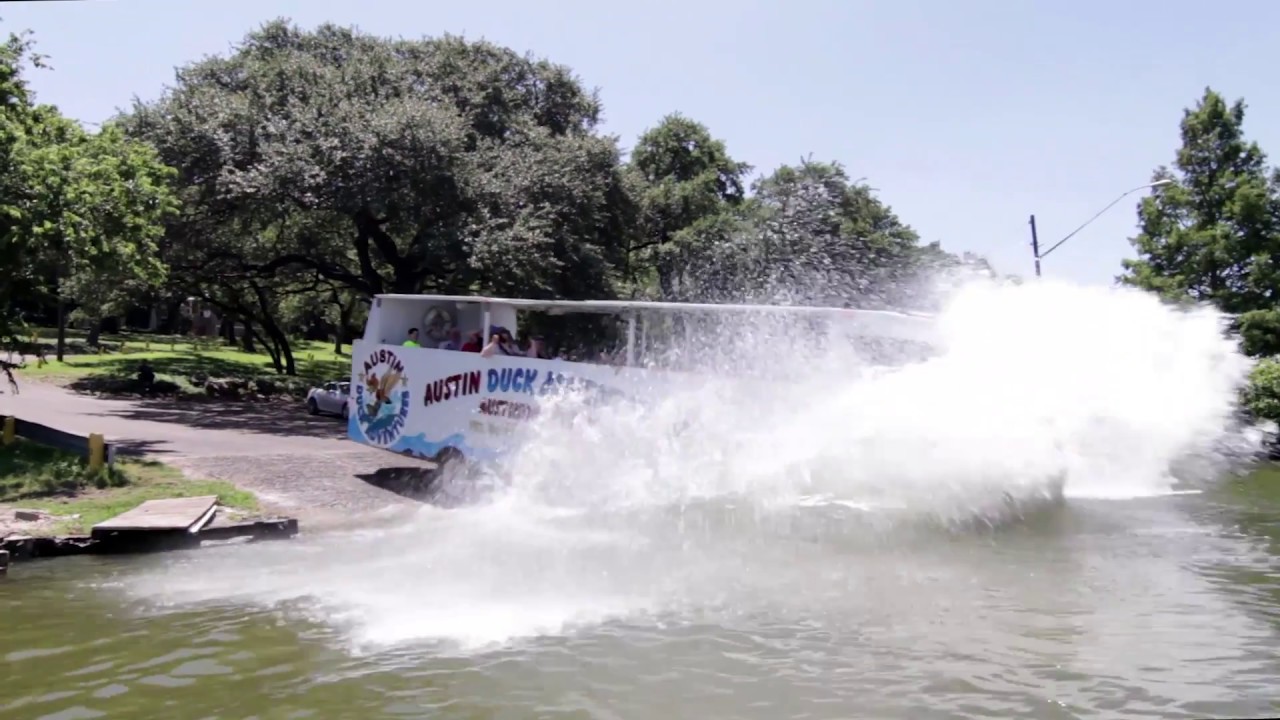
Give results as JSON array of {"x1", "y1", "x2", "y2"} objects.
[{"x1": 354, "y1": 348, "x2": 412, "y2": 447}]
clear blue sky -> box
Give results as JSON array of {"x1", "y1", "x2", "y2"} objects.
[{"x1": 5, "y1": 0, "x2": 1278, "y2": 286}]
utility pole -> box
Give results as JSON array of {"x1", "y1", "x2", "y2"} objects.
[
  {"x1": 1029, "y1": 214, "x2": 1042, "y2": 278},
  {"x1": 1028, "y1": 180, "x2": 1172, "y2": 279}
]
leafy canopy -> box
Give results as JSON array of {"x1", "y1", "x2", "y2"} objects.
[
  {"x1": 0, "y1": 28, "x2": 174, "y2": 347},
  {"x1": 1120, "y1": 87, "x2": 1280, "y2": 354},
  {"x1": 122, "y1": 19, "x2": 633, "y2": 302}
]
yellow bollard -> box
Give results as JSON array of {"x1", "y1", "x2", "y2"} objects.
[
  {"x1": 2, "y1": 417, "x2": 14, "y2": 445},
  {"x1": 88, "y1": 433, "x2": 105, "y2": 472}
]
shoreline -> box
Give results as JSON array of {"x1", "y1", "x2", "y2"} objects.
[{"x1": 3, "y1": 376, "x2": 436, "y2": 552}]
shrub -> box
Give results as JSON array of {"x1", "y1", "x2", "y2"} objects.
[{"x1": 1243, "y1": 357, "x2": 1280, "y2": 425}]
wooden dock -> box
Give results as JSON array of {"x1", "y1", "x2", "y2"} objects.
[{"x1": 91, "y1": 496, "x2": 218, "y2": 539}]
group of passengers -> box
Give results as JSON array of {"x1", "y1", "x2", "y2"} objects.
[{"x1": 403, "y1": 326, "x2": 549, "y2": 359}]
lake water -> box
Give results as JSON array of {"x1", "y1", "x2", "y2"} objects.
[{"x1": 3, "y1": 474, "x2": 1280, "y2": 720}]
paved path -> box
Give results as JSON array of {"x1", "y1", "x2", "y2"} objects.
[{"x1": 2, "y1": 380, "x2": 431, "y2": 528}]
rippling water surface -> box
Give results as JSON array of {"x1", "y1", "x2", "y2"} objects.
[{"x1": 4, "y1": 481, "x2": 1280, "y2": 720}]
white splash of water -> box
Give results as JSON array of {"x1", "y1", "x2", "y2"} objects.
[
  {"x1": 120, "y1": 277, "x2": 1262, "y2": 652},
  {"x1": 499, "y1": 278, "x2": 1256, "y2": 516}
]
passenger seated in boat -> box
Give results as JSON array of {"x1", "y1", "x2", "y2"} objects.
[
  {"x1": 460, "y1": 331, "x2": 483, "y2": 353},
  {"x1": 503, "y1": 328, "x2": 526, "y2": 356},
  {"x1": 526, "y1": 336, "x2": 548, "y2": 359},
  {"x1": 480, "y1": 327, "x2": 525, "y2": 358},
  {"x1": 479, "y1": 329, "x2": 501, "y2": 357},
  {"x1": 510, "y1": 333, "x2": 549, "y2": 359},
  {"x1": 436, "y1": 327, "x2": 462, "y2": 351},
  {"x1": 403, "y1": 328, "x2": 421, "y2": 347}
]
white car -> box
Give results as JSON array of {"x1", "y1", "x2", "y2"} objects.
[{"x1": 306, "y1": 380, "x2": 351, "y2": 419}]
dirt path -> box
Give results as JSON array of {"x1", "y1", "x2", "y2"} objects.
[{"x1": 2, "y1": 380, "x2": 431, "y2": 529}]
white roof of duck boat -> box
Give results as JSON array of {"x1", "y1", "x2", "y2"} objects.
[
  {"x1": 375, "y1": 293, "x2": 933, "y2": 320},
  {"x1": 375, "y1": 293, "x2": 939, "y2": 342}
]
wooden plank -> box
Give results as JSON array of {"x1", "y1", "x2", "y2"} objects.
[
  {"x1": 187, "y1": 503, "x2": 219, "y2": 534},
  {"x1": 93, "y1": 496, "x2": 218, "y2": 533},
  {"x1": 198, "y1": 518, "x2": 299, "y2": 542}
]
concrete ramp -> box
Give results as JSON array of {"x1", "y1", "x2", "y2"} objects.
[{"x1": 91, "y1": 496, "x2": 218, "y2": 539}]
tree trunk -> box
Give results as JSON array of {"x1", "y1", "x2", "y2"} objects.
[
  {"x1": 251, "y1": 283, "x2": 296, "y2": 375},
  {"x1": 247, "y1": 324, "x2": 279, "y2": 371},
  {"x1": 282, "y1": 336, "x2": 297, "y2": 376},
  {"x1": 163, "y1": 298, "x2": 185, "y2": 334},
  {"x1": 257, "y1": 322, "x2": 296, "y2": 376},
  {"x1": 56, "y1": 297, "x2": 67, "y2": 362},
  {"x1": 86, "y1": 319, "x2": 102, "y2": 347},
  {"x1": 332, "y1": 293, "x2": 354, "y2": 355},
  {"x1": 261, "y1": 320, "x2": 296, "y2": 375}
]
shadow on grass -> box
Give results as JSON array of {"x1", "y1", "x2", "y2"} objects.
[
  {"x1": 0, "y1": 439, "x2": 127, "y2": 503},
  {"x1": 91, "y1": 398, "x2": 352, "y2": 441},
  {"x1": 64, "y1": 353, "x2": 347, "y2": 386},
  {"x1": 58, "y1": 356, "x2": 350, "y2": 416}
]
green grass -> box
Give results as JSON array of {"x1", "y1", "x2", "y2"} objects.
[
  {"x1": 14, "y1": 329, "x2": 350, "y2": 399},
  {"x1": 0, "y1": 439, "x2": 258, "y2": 536}
]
